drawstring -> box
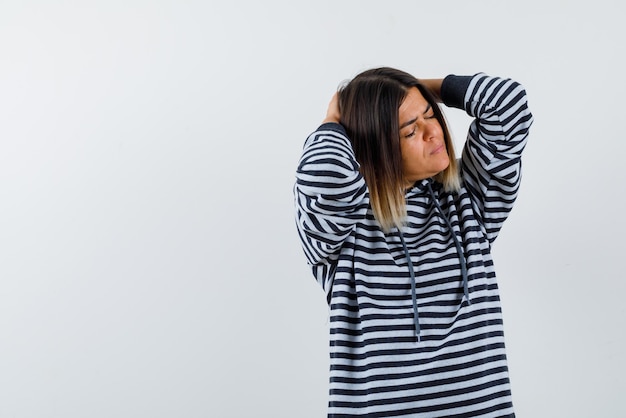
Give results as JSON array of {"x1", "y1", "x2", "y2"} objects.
[
  {"x1": 398, "y1": 231, "x2": 420, "y2": 342},
  {"x1": 399, "y1": 181, "x2": 472, "y2": 343},
  {"x1": 427, "y1": 182, "x2": 471, "y2": 305}
]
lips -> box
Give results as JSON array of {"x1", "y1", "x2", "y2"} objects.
[{"x1": 430, "y1": 144, "x2": 445, "y2": 155}]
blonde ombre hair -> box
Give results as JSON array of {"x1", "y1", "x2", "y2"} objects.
[{"x1": 338, "y1": 67, "x2": 460, "y2": 233}]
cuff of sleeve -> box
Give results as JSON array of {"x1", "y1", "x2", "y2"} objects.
[
  {"x1": 318, "y1": 122, "x2": 347, "y2": 136},
  {"x1": 441, "y1": 75, "x2": 473, "y2": 109}
]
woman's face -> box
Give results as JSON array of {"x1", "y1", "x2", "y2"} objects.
[{"x1": 398, "y1": 87, "x2": 450, "y2": 187}]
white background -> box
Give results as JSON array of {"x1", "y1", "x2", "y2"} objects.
[{"x1": 1, "y1": 1, "x2": 624, "y2": 417}]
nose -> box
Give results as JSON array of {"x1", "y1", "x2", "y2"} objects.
[{"x1": 419, "y1": 119, "x2": 437, "y2": 141}]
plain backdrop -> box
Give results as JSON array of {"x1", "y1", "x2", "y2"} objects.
[{"x1": 1, "y1": 1, "x2": 625, "y2": 417}]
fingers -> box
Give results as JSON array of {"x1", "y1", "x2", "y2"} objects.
[{"x1": 323, "y1": 92, "x2": 341, "y2": 124}]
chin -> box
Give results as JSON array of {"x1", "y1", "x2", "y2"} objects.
[{"x1": 437, "y1": 157, "x2": 450, "y2": 172}]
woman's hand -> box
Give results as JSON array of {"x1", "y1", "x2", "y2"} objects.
[{"x1": 322, "y1": 92, "x2": 341, "y2": 124}]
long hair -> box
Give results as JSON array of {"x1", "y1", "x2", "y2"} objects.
[{"x1": 338, "y1": 67, "x2": 459, "y2": 232}]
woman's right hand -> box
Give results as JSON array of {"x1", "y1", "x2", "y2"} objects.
[{"x1": 322, "y1": 92, "x2": 341, "y2": 124}]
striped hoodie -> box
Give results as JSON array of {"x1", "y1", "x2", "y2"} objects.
[{"x1": 294, "y1": 73, "x2": 533, "y2": 417}]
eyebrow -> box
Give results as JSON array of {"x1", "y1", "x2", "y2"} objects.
[{"x1": 400, "y1": 104, "x2": 432, "y2": 129}]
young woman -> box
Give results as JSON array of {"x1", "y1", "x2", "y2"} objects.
[{"x1": 294, "y1": 68, "x2": 533, "y2": 417}]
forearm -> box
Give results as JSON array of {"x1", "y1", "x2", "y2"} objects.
[
  {"x1": 459, "y1": 73, "x2": 533, "y2": 241},
  {"x1": 295, "y1": 127, "x2": 368, "y2": 265},
  {"x1": 418, "y1": 79, "x2": 444, "y2": 101}
]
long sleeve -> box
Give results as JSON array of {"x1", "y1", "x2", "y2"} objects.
[
  {"x1": 442, "y1": 73, "x2": 534, "y2": 243},
  {"x1": 294, "y1": 123, "x2": 369, "y2": 291}
]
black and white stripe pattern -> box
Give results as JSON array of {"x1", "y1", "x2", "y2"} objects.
[{"x1": 295, "y1": 74, "x2": 533, "y2": 417}]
